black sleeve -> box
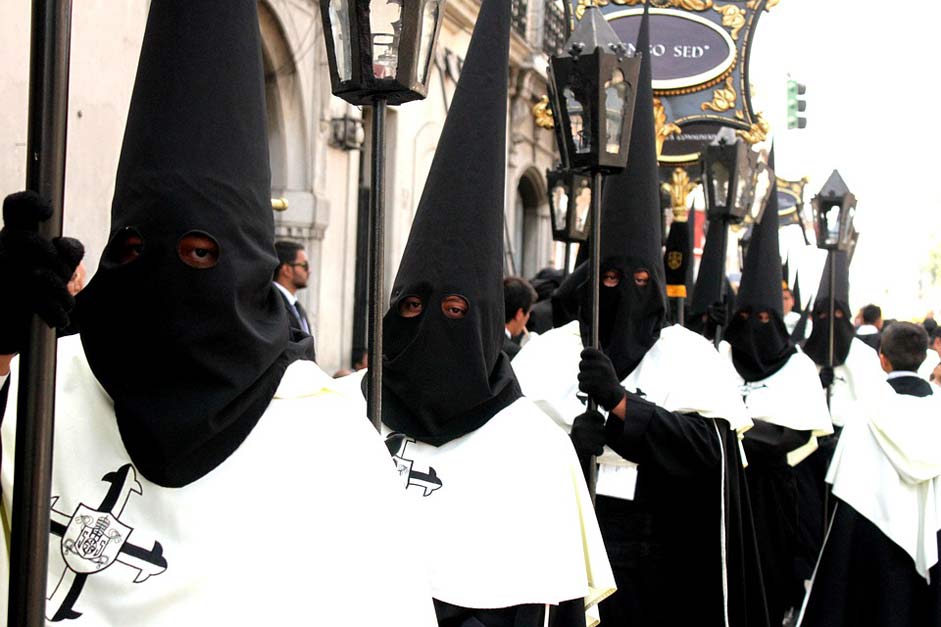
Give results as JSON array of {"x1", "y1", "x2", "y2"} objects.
[
  {"x1": 603, "y1": 392, "x2": 725, "y2": 478},
  {"x1": 434, "y1": 597, "x2": 586, "y2": 627},
  {"x1": 742, "y1": 421, "x2": 811, "y2": 461}
]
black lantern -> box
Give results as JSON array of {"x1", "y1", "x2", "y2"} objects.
[
  {"x1": 547, "y1": 165, "x2": 592, "y2": 243},
  {"x1": 548, "y1": 5, "x2": 641, "y2": 173},
  {"x1": 320, "y1": 0, "x2": 446, "y2": 106},
  {"x1": 703, "y1": 128, "x2": 752, "y2": 223},
  {"x1": 811, "y1": 169, "x2": 856, "y2": 251}
]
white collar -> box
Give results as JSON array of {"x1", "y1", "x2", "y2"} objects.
[
  {"x1": 273, "y1": 281, "x2": 297, "y2": 306},
  {"x1": 505, "y1": 327, "x2": 511, "y2": 339},
  {"x1": 857, "y1": 324, "x2": 879, "y2": 335},
  {"x1": 887, "y1": 371, "x2": 921, "y2": 381}
]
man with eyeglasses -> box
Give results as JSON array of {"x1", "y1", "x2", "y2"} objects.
[{"x1": 274, "y1": 240, "x2": 315, "y2": 359}]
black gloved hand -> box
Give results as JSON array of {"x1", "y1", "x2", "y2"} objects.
[
  {"x1": 819, "y1": 366, "x2": 834, "y2": 388},
  {"x1": 0, "y1": 191, "x2": 84, "y2": 354},
  {"x1": 570, "y1": 409, "x2": 606, "y2": 457},
  {"x1": 707, "y1": 301, "x2": 728, "y2": 327},
  {"x1": 578, "y1": 347, "x2": 626, "y2": 411}
]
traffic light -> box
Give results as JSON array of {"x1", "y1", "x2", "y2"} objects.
[{"x1": 787, "y1": 79, "x2": 807, "y2": 129}]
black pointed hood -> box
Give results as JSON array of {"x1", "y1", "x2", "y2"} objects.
[
  {"x1": 76, "y1": 0, "x2": 307, "y2": 487},
  {"x1": 688, "y1": 217, "x2": 728, "y2": 337},
  {"x1": 804, "y1": 250, "x2": 854, "y2": 366},
  {"x1": 725, "y1": 151, "x2": 795, "y2": 381},
  {"x1": 573, "y1": 3, "x2": 666, "y2": 380},
  {"x1": 381, "y1": 0, "x2": 520, "y2": 446}
]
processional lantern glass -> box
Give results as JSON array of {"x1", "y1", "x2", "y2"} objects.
[
  {"x1": 320, "y1": 0, "x2": 446, "y2": 106},
  {"x1": 744, "y1": 149, "x2": 774, "y2": 227},
  {"x1": 547, "y1": 165, "x2": 592, "y2": 243},
  {"x1": 811, "y1": 169, "x2": 856, "y2": 251},
  {"x1": 547, "y1": 5, "x2": 641, "y2": 173},
  {"x1": 703, "y1": 128, "x2": 752, "y2": 224}
]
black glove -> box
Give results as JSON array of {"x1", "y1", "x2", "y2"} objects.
[
  {"x1": 578, "y1": 347, "x2": 626, "y2": 411},
  {"x1": 570, "y1": 409, "x2": 606, "y2": 457},
  {"x1": 818, "y1": 366, "x2": 834, "y2": 388},
  {"x1": 707, "y1": 301, "x2": 728, "y2": 327},
  {"x1": 0, "y1": 191, "x2": 84, "y2": 354}
]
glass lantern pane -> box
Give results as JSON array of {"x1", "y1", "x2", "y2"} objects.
[
  {"x1": 749, "y1": 167, "x2": 771, "y2": 222},
  {"x1": 551, "y1": 183, "x2": 569, "y2": 231},
  {"x1": 416, "y1": 0, "x2": 442, "y2": 85},
  {"x1": 563, "y1": 87, "x2": 591, "y2": 154},
  {"x1": 329, "y1": 0, "x2": 353, "y2": 81},
  {"x1": 371, "y1": 0, "x2": 403, "y2": 80},
  {"x1": 710, "y1": 161, "x2": 730, "y2": 210},
  {"x1": 604, "y1": 68, "x2": 627, "y2": 154},
  {"x1": 574, "y1": 183, "x2": 591, "y2": 235},
  {"x1": 824, "y1": 206, "x2": 840, "y2": 245}
]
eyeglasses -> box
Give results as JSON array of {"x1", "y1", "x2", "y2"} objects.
[{"x1": 289, "y1": 262, "x2": 310, "y2": 272}]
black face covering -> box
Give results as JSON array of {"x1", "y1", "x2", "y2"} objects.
[
  {"x1": 725, "y1": 307, "x2": 795, "y2": 382},
  {"x1": 803, "y1": 298, "x2": 854, "y2": 366},
  {"x1": 75, "y1": 0, "x2": 310, "y2": 487},
  {"x1": 575, "y1": 257, "x2": 665, "y2": 381},
  {"x1": 381, "y1": 284, "x2": 521, "y2": 446}
]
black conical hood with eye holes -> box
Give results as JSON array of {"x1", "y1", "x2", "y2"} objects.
[
  {"x1": 804, "y1": 250, "x2": 854, "y2": 366},
  {"x1": 573, "y1": 3, "x2": 666, "y2": 380},
  {"x1": 725, "y1": 150, "x2": 795, "y2": 382},
  {"x1": 380, "y1": 0, "x2": 520, "y2": 446},
  {"x1": 76, "y1": 0, "x2": 307, "y2": 488}
]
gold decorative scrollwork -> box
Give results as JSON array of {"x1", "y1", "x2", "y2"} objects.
[
  {"x1": 714, "y1": 4, "x2": 746, "y2": 40},
  {"x1": 654, "y1": 97, "x2": 681, "y2": 159},
  {"x1": 661, "y1": 167, "x2": 696, "y2": 220},
  {"x1": 747, "y1": 0, "x2": 780, "y2": 10},
  {"x1": 532, "y1": 95, "x2": 554, "y2": 130},
  {"x1": 700, "y1": 76, "x2": 736, "y2": 112},
  {"x1": 736, "y1": 112, "x2": 770, "y2": 145},
  {"x1": 575, "y1": 0, "x2": 713, "y2": 19}
]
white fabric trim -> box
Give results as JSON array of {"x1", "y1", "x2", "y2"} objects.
[
  {"x1": 886, "y1": 370, "x2": 921, "y2": 381},
  {"x1": 856, "y1": 324, "x2": 878, "y2": 335}
]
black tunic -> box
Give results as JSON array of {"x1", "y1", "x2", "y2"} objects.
[
  {"x1": 599, "y1": 394, "x2": 770, "y2": 627},
  {"x1": 742, "y1": 421, "x2": 813, "y2": 625},
  {"x1": 434, "y1": 598, "x2": 586, "y2": 627}
]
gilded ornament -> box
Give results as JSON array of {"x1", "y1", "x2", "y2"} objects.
[
  {"x1": 700, "y1": 77, "x2": 736, "y2": 112},
  {"x1": 575, "y1": 0, "x2": 713, "y2": 18},
  {"x1": 661, "y1": 167, "x2": 696, "y2": 220},
  {"x1": 532, "y1": 95, "x2": 554, "y2": 130},
  {"x1": 653, "y1": 97, "x2": 681, "y2": 158},
  {"x1": 736, "y1": 112, "x2": 770, "y2": 145},
  {"x1": 714, "y1": 4, "x2": 745, "y2": 40},
  {"x1": 747, "y1": 0, "x2": 780, "y2": 10}
]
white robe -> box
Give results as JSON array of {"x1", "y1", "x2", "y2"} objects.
[
  {"x1": 720, "y1": 344, "x2": 833, "y2": 466},
  {"x1": 1, "y1": 335, "x2": 437, "y2": 626},
  {"x1": 380, "y1": 398, "x2": 615, "y2": 626}
]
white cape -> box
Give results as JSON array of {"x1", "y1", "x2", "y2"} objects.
[
  {"x1": 381, "y1": 398, "x2": 615, "y2": 622},
  {"x1": 826, "y1": 382, "x2": 941, "y2": 578},
  {"x1": 514, "y1": 322, "x2": 751, "y2": 433},
  {"x1": 1, "y1": 335, "x2": 437, "y2": 626},
  {"x1": 720, "y1": 346, "x2": 833, "y2": 466}
]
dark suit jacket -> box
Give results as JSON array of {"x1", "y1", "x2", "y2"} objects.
[
  {"x1": 502, "y1": 333, "x2": 521, "y2": 360},
  {"x1": 277, "y1": 289, "x2": 316, "y2": 361},
  {"x1": 887, "y1": 375, "x2": 933, "y2": 397},
  {"x1": 857, "y1": 332, "x2": 881, "y2": 352}
]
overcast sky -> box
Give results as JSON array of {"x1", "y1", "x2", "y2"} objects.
[{"x1": 747, "y1": 1, "x2": 941, "y2": 319}]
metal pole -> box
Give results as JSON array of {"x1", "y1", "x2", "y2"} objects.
[
  {"x1": 713, "y1": 222, "x2": 729, "y2": 349},
  {"x1": 367, "y1": 98, "x2": 387, "y2": 431},
  {"x1": 9, "y1": 1, "x2": 72, "y2": 625},
  {"x1": 563, "y1": 242, "x2": 571, "y2": 277},
  {"x1": 586, "y1": 170, "x2": 603, "y2": 503},
  {"x1": 826, "y1": 251, "x2": 835, "y2": 410},
  {"x1": 676, "y1": 297, "x2": 685, "y2": 326}
]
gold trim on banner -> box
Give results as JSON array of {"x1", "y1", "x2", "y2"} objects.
[
  {"x1": 714, "y1": 4, "x2": 746, "y2": 40},
  {"x1": 654, "y1": 97, "x2": 682, "y2": 158},
  {"x1": 736, "y1": 112, "x2": 770, "y2": 144},
  {"x1": 700, "y1": 76, "x2": 736, "y2": 112},
  {"x1": 666, "y1": 285, "x2": 688, "y2": 297},
  {"x1": 576, "y1": 0, "x2": 714, "y2": 20}
]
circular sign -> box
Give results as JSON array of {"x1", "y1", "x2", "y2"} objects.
[{"x1": 607, "y1": 8, "x2": 736, "y2": 91}]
